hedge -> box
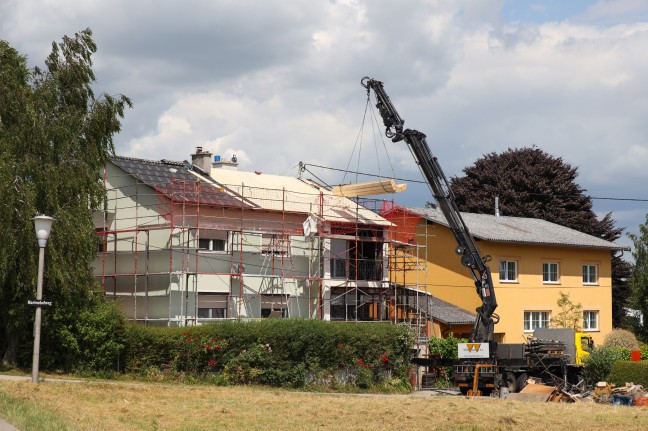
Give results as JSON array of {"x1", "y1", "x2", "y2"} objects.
[
  {"x1": 608, "y1": 361, "x2": 648, "y2": 387},
  {"x1": 122, "y1": 319, "x2": 415, "y2": 389}
]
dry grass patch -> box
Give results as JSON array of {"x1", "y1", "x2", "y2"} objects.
[{"x1": 2, "y1": 379, "x2": 648, "y2": 430}]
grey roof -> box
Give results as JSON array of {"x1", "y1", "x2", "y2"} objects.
[
  {"x1": 410, "y1": 207, "x2": 628, "y2": 251},
  {"x1": 111, "y1": 156, "x2": 249, "y2": 209},
  {"x1": 429, "y1": 296, "x2": 476, "y2": 325}
]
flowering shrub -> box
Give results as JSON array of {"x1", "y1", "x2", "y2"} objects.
[
  {"x1": 173, "y1": 332, "x2": 228, "y2": 374},
  {"x1": 223, "y1": 343, "x2": 273, "y2": 385},
  {"x1": 123, "y1": 320, "x2": 414, "y2": 391}
]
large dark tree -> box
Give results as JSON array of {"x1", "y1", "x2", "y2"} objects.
[
  {"x1": 449, "y1": 147, "x2": 632, "y2": 328},
  {"x1": 0, "y1": 29, "x2": 131, "y2": 367}
]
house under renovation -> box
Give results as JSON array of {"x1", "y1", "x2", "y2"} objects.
[{"x1": 93, "y1": 148, "x2": 443, "y2": 334}]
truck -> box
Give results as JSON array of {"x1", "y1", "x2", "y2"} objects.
[
  {"x1": 454, "y1": 328, "x2": 592, "y2": 395},
  {"x1": 360, "y1": 77, "x2": 592, "y2": 395}
]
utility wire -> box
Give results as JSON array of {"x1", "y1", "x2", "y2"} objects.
[{"x1": 302, "y1": 163, "x2": 648, "y2": 203}]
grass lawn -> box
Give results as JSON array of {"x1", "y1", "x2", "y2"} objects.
[{"x1": 2, "y1": 378, "x2": 648, "y2": 430}]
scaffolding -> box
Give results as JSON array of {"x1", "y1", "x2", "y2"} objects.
[{"x1": 94, "y1": 158, "x2": 436, "y2": 332}]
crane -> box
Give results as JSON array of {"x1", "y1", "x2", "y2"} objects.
[{"x1": 361, "y1": 77, "x2": 498, "y2": 344}]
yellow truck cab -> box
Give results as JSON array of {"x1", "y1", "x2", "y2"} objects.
[{"x1": 574, "y1": 331, "x2": 594, "y2": 365}]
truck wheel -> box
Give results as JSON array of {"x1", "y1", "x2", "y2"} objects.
[
  {"x1": 516, "y1": 373, "x2": 528, "y2": 392},
  {"x1": 503, "y1": 372, "x2": 517, "y2": 393}
]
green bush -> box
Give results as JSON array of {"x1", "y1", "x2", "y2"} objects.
[
  {"x1": 121, "y1": 319, "x2": 414, "y2": 390},
  {"x1": 640, "y1": 344, "x2": 648, "y2": 360},
  {"x1": 428, "y1": 334, "x2": 466, "y2": 387},
  {"x1": 608, "y1": 361, "x2": 648, "y2": 387},
  {"x1": 583, "y1": 346, "x2": 626, "y2": 384},
  {"x1": 429, "y1": 334, "x2": 466, "y2": 359},
  {"x1": 603, "y1": 329, "x2": 640, "y2": 350},
  {"x1": 72, "y1": 300, "x2": 127, "y2": 374}
]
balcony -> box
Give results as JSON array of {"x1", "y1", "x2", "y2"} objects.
[{"x1": 330, "y1": 258, "x2": 383, "y2": 281}]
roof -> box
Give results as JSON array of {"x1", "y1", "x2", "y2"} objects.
[
  {"x1": 110, "y1": 156, "x2": 390, "y2": 226},
  {"x1": 429, "y1": 296, "x2": 476, "y2": 325},
  {"x1": 409, "y1": 206, "x2": 628, "y2": 251},
  {"x1": 208, "y1": 169, "x2": 391, "y2": 226},
  {"x1": 110, "y1": 156, "x2": 248, "y2": 208},
  {"x1": 399, "y1": 285, "x2": 476, "y2": 325}
]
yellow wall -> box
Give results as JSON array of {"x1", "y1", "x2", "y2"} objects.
[{"x1": 402, "y1": 219, "x2": 613, "y2": 345}]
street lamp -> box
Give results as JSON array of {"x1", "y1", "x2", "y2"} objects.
[{"x1": 32, "y1": 215, "x2": 53, "y2": 384}]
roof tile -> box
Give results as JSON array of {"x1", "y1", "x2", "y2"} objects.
[{"x1": 410, "y1": 207, "x2": 628, "y2": 251}]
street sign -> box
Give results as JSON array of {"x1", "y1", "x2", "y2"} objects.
[{"x1": 28, "y1": 300, "x2": 52, "y2": 307}]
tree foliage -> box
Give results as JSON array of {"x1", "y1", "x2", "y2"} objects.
[
  {"x1": 628, "y1": 215, "x2": 648, "y2": 341},
  {"x1": 0, "y1": 29, "x2": 131, "y2": 367},
  {"x1": 448, "y1": 147, "x2": 631, "y2": 328},
  {"x1": 552, "y1": 292, "x2": 583, "y2": 330}
]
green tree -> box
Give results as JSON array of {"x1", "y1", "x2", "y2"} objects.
[
  {"x1": 628, "y1": 215, "x2": 648, "y2": 341},
  {"x1": 0, "y1": 29, "x2": 131, "y2": 367},
  {"x1": 449, "y1": 147, "x2": 632, "y2": 328},
  {"x1": 551, "y1": 292, "x2": 583, "y2": 330}
]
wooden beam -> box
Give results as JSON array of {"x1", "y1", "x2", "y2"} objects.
[{"x1": 331, "y1": 179, "x2": 407, "y2": 197}]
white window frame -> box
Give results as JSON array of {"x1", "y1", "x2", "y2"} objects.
[
  {"x1": 499, "y1": 260, "x2": 518, "y2": 282},
  {"x1": 542, "y1": 262, "x2": 560, "y2": 284},
  {"x1": 524, "y1": 311, "x2": 550, "y2": 332},
  {"x1": 582, "y1": 264, "x2": 598, "y2": 285},
  {"x1": 198, "y1": 230, "x2": 230, "y2": 253},
  {"x1": 583, "y1": 310, "x2": 599, "y2": 331}
]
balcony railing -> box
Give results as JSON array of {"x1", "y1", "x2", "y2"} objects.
[{"x1": 330, "y1": 258, "x2": 383, "y2": 281}]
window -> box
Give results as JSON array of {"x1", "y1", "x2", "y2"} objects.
[
  {"x1": 261, "y1": 234, "x2": 289, "y2": 256},
  {"x1": 261, "y1": 294, "x2": 288, "y2": 318},
  {"x1": 583, "y1": 310, "x2": 599, "y2": 331},
  {"x1": 542, "y1": 262, "x2": 559, "y2": 283},
  {"x1": 329, "y1": 288, "x2": 387, "y2": 321},
  {"x1": 583, "y1": 264, "x2": 598, "y2": 285},
  {"x1": 524, "y1": 311, "x2": 550, "y2": 332},
  {"x1": 499, "y1": 260, "x2": 517, "y2": 282},
  {"x1": 198, "y1": 230, "x2": 228, "y2": 252},
  {"x1": 197, "y1": 293, "x2": 228, "y2": 319},
  {"x1": 197, "y1": 308, "x2": 226, "y2": 319}
]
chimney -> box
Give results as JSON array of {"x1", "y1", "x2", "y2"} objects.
[
  {"x1": 191, "y1": 146, "x2": 212, "y2": 175},
  {"x1": 212, "y1": 154, "x2": 239, "y2": 170},
  {"x1": 495, "y1": 196, "x2": 500, "y2": 218}
]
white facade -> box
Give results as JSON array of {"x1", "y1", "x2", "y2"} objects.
[{"x1": 93, "y1": 157, "x2": 393, "y2": 326}]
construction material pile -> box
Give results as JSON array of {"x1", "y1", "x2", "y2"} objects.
[
  {"x1": 592, "y1": 382, "x2": 648, "y2": 406},
  {"x1": 506, "y1": 383, "x2": 573, "y2": 402},
  {"x1": 505, "y1": 381, "x2": 648, "y2": 405}
]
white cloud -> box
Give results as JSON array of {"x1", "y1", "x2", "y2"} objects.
[
  {"x1": 582, "y1": 0, "x2": 648, "y2": 22},
  {"x1": 2, "y1": 0, "x2": 648, "y2": 233}
]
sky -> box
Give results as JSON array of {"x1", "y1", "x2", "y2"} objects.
[{"x1": 1, "y1": 0, "x2": 647, "y2": 250}]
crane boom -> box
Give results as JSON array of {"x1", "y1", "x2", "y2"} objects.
[{"x1": 361, "y1": 77, "x2": 498, "y2": 343}]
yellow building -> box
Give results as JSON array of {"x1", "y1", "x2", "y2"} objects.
[{"x1": 384, "y1": 206, "x2": 629, "y2": 345}]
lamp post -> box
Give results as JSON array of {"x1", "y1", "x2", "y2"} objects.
[{"x1": 32, "y1": 215, "x2": 53, "y2": 384}]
